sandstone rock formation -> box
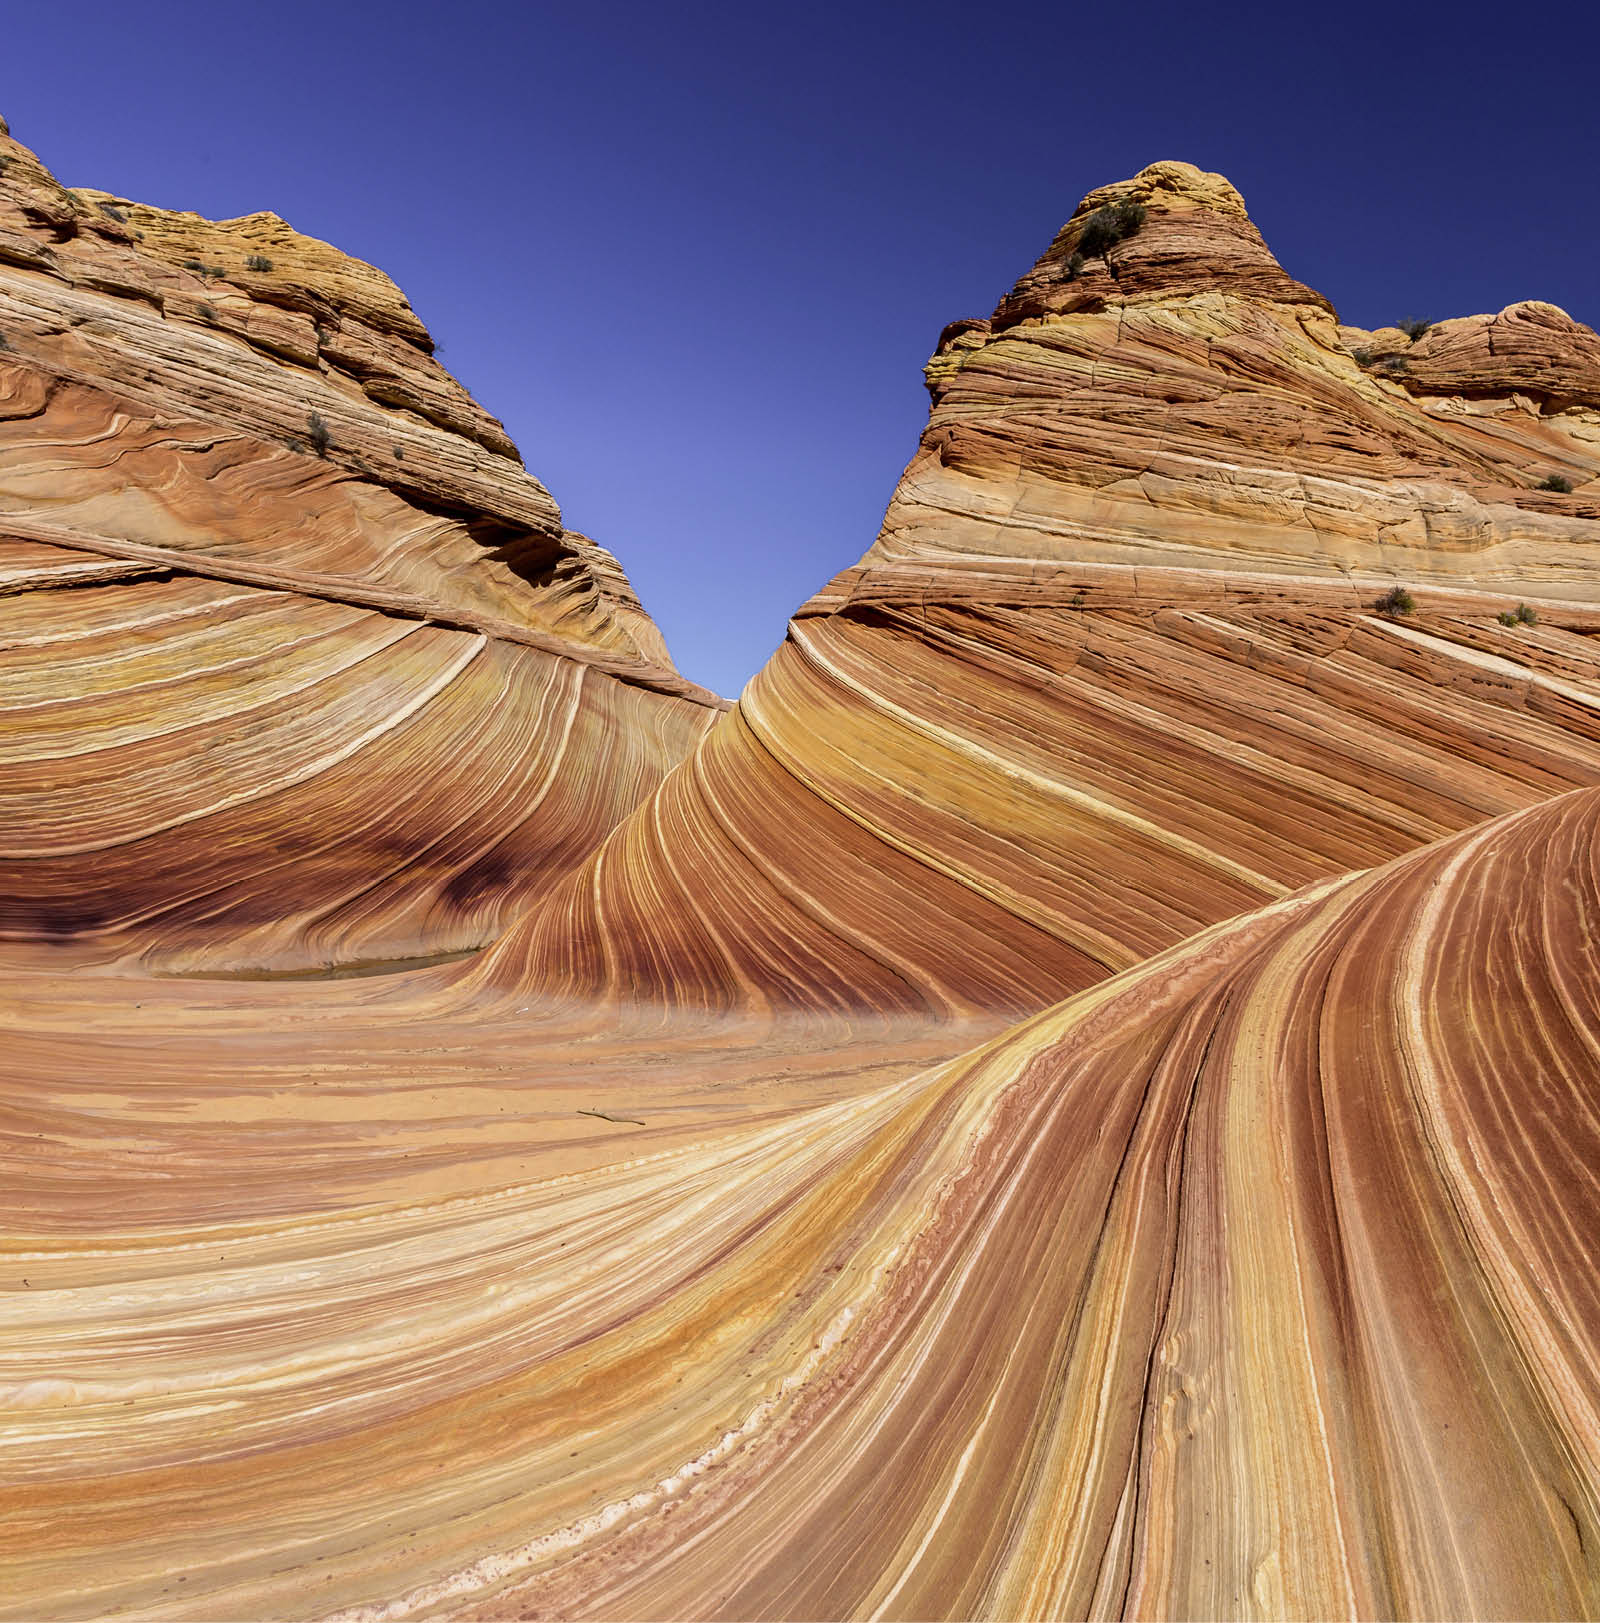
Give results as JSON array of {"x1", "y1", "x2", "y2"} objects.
[
  {"x1": 3, "y1": 138, "x2": 1599, "y2": 1622},
  {"x1": 480, "y1": 160, "x2": 1600, "y2": 1014},
  {"x1": 0, "y1": 119, "x2": 723, "y2": 972}
]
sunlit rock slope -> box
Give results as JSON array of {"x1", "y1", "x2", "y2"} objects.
[
  {"x1": 0, "y1": 117, "x2": 721, "y2": 973},
  {"x1": 3, "y1": 136, "x2": 1600, "y2": 1623},
  {"x1": 482, "y1": 160, "x2": 1600, "y2": 1014}
]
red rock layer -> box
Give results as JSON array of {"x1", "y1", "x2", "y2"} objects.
[
  {"x1": 5, "y1": 788, "x2": 1596, "y2": 1619},
  {"x1": 0, "y1": 122, "x2": 722, "y2": 970},
  {"x1": 482, "y1": 582, "x2": 1600, "y2": 1013},
  {"x1": 481, "y1": 162, "x2": 1600, "y2": 1012},
  {"x1": 4, "y1": 141, "x2": 1600, "y2": 1623}
]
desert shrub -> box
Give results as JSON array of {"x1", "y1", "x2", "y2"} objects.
[
  {"x1": 1062, "y1": 250, "x2": 1086, "y2": 282},
  {"x1": 1113, "y1": 196, "x2": 1147, "y2": 234},
  {"x1": 306, "y1": 411, "x2": 332, "y2": 457},
  {"x1": 1077, "y1": 195, "x2": 1148, "y2": 258},
  {"x1": 0, "y1": 332, "x2": 9, "y2": 350},
  {"x1": 195, "y1": 301, "x2": 216, "y2": 324},
  {"x1": 1376, "y1": 586, "x2": 1416, "y2": 616},
  {"x1": 245, "y1": 253, "x2": 274, "y2": 272},
  {"x1": 0, "y1": 155, "x2": 12, "y2": 177},
  {"x1": 1350, "y1": 347, "x2": 1374, "y2": 367},
  {"x1": 181, "y1": 258, "x2": 204, "y2": 273},
  {"x1": 1077, "y1": 210, "x2": 1119, "y2": 257},
  {"x1": 392, "y1": 445, "x2": 406, "y2": 460},
  {"x1": 1396, "y1": 317, "x2": 1433, "y2": 342},
  {"x1": 1539, "y1": 474, "x2": 1574, "y2": 493},
  {"x1": 1497, "y1": 610, "x2": 1518, "y2": 626},
  {"x1": 1516, "y1": 602, "x2": 1539, "y2": 625},
  {"x1": 97, "y1": 201, "x2": 126, "y2": 223}
]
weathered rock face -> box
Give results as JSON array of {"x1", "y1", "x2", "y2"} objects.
[
  {"x1": 480, "y1": 159, "x2": 1600, "y2": 1013},
  {"x1": 457, "y1": 790, "x2": 1600, "y2": 1622},
  {"x1": 4, "y1": 139, "x2": 1600, "y2": 1623},
  {"x1": 994, "y1": 159, "x2": 1335, "y2": 322},
  {"x1": 0, "y1": 123, "x2": 722, "y2": 970},
  {"x1": 1342, "y1": 301, "x2": 1600, "y2": 414},
  {"x1": 7, "y1": 796, "x2": 1599, "y2": 1621}
]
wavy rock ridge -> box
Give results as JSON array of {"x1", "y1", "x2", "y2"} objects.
[
  {"x1": 482, "y1": 160, "x2": 1600, "y2": 1014},
  {"x1": 3, "y1": 143, "x2": 1600, "y2": 1621},
  {"x1": 0, "y1": 119, "x2": 722, "y2": 973}
]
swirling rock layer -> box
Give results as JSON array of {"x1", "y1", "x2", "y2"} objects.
[
  {"x1": 4, "y1": 140, "x2": 1600, "y2": 1621},
  {"x1": 0, "y1": 124, "x2": 721, "y2": 970},
  {"x1": 483, "y1": 580, "x2": 1600, "y2": 1012},
  {"x1": 484, "y1": 165, "x2": 1600, "y2": 1011},
  {"x1": 6, "y1": 789, "x2": 1598, "y2": 1619}
]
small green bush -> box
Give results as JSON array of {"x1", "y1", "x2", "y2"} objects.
[
  {"x1": 1538, "y1": 474, "x2": 1574, "y2": 493},
  {"x1": 1077, "y1": 195, "x2": 1148, "y2": 258},
  {"x1": 245, "y1": 253, "x2": 274, "y2": 272},
  {"x1": 195, "y1": 301, "x2": 216, "y2": 324},
  {"x1": 1516, "y1": 602, "x2": 1538, "y2": 625},
  {"x1": 1376, "y1": 586, "x2": 1416, "y2": 616},
  {"x1": 392, "y1": 445, "x2": 406, "y2": 461},
  {"x1": 1114, "y1": 196, "x2": 1147, "y2": 234},
  {"x1": 97, "y1": 201, "x2": 127, "y2": 223},
  {"x1": 1062, "y1": 250, "x2": 1086, "y2": 282},
  {"x1": 1350, "y1": 347, "x2": 1374, "y2": 367},
  {"x1": 181, "y1": 258, "x2": 204, "y2": 273},
  {"x1": 1497, "y1": 610, "x2": 1518, "y2": 626},
  {"x1": 1396, "y1": 317, "x2": 1433, "y2": 342},
  {"x1": 306, "y1": 411, "x2": 332, "y2": 457},
  {"x1": 1078, "y1": 211, "x2": 1118, "y2": 257}
]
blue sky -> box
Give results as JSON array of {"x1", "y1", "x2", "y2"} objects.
[{"x1": 6, "y1": 0, "x2": 1595, "y2": 696}]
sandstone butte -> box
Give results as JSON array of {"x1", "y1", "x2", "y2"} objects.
[{"x1": 2, "y1": 112, "x2": 1599, "y2": 1620}]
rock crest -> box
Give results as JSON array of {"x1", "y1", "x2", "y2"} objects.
[{"x1": 0, "y1": 120, "x2": 721, "y2": 972}]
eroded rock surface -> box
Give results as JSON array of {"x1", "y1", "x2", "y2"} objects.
[
  {"x1": 3, "y1": 137, "x2": 1599, "y2": 1622},
  {"x1": 0, "y1": 123, "x2": 722, "y2": 971},
  {"x1": 482, "y1": 160, "x2": 1600, "y2": 1013}
]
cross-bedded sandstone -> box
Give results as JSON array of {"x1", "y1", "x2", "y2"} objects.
[{"x1": 3, "y1": 133, "x2": 1599, "y2": 1621}]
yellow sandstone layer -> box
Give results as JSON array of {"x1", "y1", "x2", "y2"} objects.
[
  {"x1": 3, "y1": 135, "x2": 1599, "y2": 1621},
  {"x1": 0, "y1": 120, "x2": 723, "y2": 973}
]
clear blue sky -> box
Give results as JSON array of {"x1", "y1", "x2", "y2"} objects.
[{"x1": 5, "y1": 1, "x2": 1595, "y2": 696}]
